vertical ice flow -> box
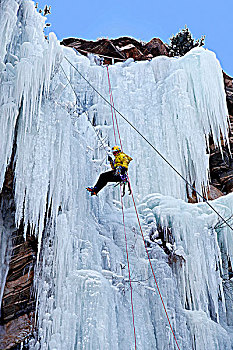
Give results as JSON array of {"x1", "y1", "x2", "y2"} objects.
[{"x1": 0, "y1": 0, "x2": 232, "y2": 349}]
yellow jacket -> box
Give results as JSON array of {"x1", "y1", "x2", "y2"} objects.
[{"x1": 111, "y1": 152, "x2": 133, "y2": 170}]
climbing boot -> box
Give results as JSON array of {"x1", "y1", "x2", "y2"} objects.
[{"x1": 86, "y1": 187, "x2": 97, "y2": 196}]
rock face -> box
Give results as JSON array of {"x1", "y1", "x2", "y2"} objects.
[
  {"x1": 0, "y1": 167, "x2": 37, "y2": 350},
  {"x1": 207, "y1": 184, "x2": 224, "y2": 200},
  {"x1": 0, "y1": 313, "x2": 34, "y2": 350},
  {"x1": 1, "y1": 232, "x2": 36, "y2": 324},
  {"x1": 224, "y1": 72, "x2": 233, "y2": 116},
  {"x1": 60, "y1": 36, "x2": 169, "y2": 64},
  {"x1": 186, "y1": 71, "x2": 233, "y2": 201},
  {"x1": 208, "y1": 73, "x2": 233, "y2": 195}
]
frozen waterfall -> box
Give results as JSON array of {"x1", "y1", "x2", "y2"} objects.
[{"x1": 0, "y1": 0, "x2": 233, "y2": 349}]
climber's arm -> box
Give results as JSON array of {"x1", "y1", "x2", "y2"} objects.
[{"x1": 108, "y1": 155, "x2": 115, "y2": 170}]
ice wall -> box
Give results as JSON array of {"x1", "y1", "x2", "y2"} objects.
[
  {"x1": 59, "y1": 46, "x2": 229, "y2": 202},
  {"x1": 0, "y1": 0, "x2": 233, "y2": 349}
]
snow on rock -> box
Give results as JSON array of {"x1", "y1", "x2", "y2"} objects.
[{"x1": 0, "y1": 0, "x2": 233, "y2": 349}]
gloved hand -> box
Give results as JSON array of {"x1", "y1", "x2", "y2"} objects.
[
  {"x1": 121, "y1": 167, "x2": 127, "y2": 175},
  {"x1": 115, "y1": 166, "x2": 122, "y2": 176},
  {"x1": 115, "y1": 166, "x2": 127, "y2": 176}
]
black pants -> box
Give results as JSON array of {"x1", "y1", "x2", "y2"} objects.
[{"x1": 94, "y1": 170, "x2": 122, "y2": 194}]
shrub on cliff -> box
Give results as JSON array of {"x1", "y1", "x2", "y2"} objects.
[{"x1": 168, "y1": 26, "x2": 205, "y2": 57}]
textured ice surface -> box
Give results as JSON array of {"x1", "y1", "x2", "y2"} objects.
[{"x1": 0, "y1": 0, "x2": 233, "y2": 349}]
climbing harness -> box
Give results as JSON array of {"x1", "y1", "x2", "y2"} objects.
[
  {"x1": 120, "y1": 173, "x2": 132, "y2": 197},
  {"x1": 64, "y1": 55, "x2": 233, "y2": 233},
  {"x1": 114, "y1": 180, "x2": 132, "y2": 197}
]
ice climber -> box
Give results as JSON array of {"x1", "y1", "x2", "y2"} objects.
[{"x1": 86, "y1": 146, "x2": 133, "y2": 196}]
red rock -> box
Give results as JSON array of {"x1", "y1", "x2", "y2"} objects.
[
  {"x1": 144, "y1": 38, "x2": 169, "y2": 57},
  {"x1": 60, "y1": 36, "x2": 169, "y2": 64},
  {"x1": 207, "y1": 185, "x2": 224, "y2": 200},
  {"x1": 0, "y1": 313, "x2": 34, "y2": 350},
  {"x1": 223, "y1": 71, "x2": 233, "y2": 88}
]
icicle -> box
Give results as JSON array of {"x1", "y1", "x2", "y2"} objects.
[{"x1": 0, "y1": 0, "x2": 233, "y2": 349}]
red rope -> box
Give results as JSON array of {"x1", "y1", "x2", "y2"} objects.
[
  {"x1": 106, "y1": 66, "x2": 137, "y2": 349},
  {"x1": 106, "y1": 66, "x2": 181, "y2": 350},
  {"x1": 111, "y1": 95, "x2": 123, "y2": 150},
  {"x1": 120, "y1": 188, "x2": 137, "y2": 350},
  {"x1": 106, "y1": 66, "x2": 123, "y2": 149},
  {"x1": 129, "y1": 186, "x2": 181, "y2": 350},
  {"x1": 107, "y1": 66, "x2": 117, "y2": 144}
]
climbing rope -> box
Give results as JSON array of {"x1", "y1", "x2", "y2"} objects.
[
  {"x1": 107, "y1": 68, "x2": 181, "y2": 350},
  {"x1": 60, "y1": 55, "x2": 233, "y2": 347},
  {"x1": 107, "y1": 66, "x2": 137, "y2": 349},
  {"x1": 60, "y1": 64, "x2": 82, "y2": 106},
  {"x1": 106, "y1": 66, "x2": 117, "y2": 144},
  {"x1": 106, "y1": 66, "x2": 123, "y2": 150},
  {"x1": 61, "y1": 57, "x2": 181, "y2": 349},
  {"x1": 64, "y1": 55, "x2": 233, "y2": 232},
  {"x1": 59, "y1": 64, "x2": 111, "y2": 158},
  {"x1": 120, "y1": 188, "x2": 137, "y2": 350},
  {"x1": 130, "y1": 187, "x2": 181, "y2": 350},
  {"x1": 60, "y1": 61, "x2": 138, "y2": 348}
]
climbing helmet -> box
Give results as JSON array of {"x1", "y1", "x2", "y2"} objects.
[{"x1": 112, "y1": 145, "x2": 121, "y2": 155}]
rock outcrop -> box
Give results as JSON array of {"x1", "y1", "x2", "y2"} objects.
[
  {"x1": 0, "y1": 231, "x2": 36, "y2": 349},
  {"x1": 0, "y1": 168, "x2": 37, "y2": 349},
  {"x1": 224, "y1": 72, "x2": 233, "y2": 116},
  {"x1": 60, "y1": 36, "x2": 169, "y2": 64},
  {"x1": 209, "y1": 74, "x2": 233, "y2": 195}
]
